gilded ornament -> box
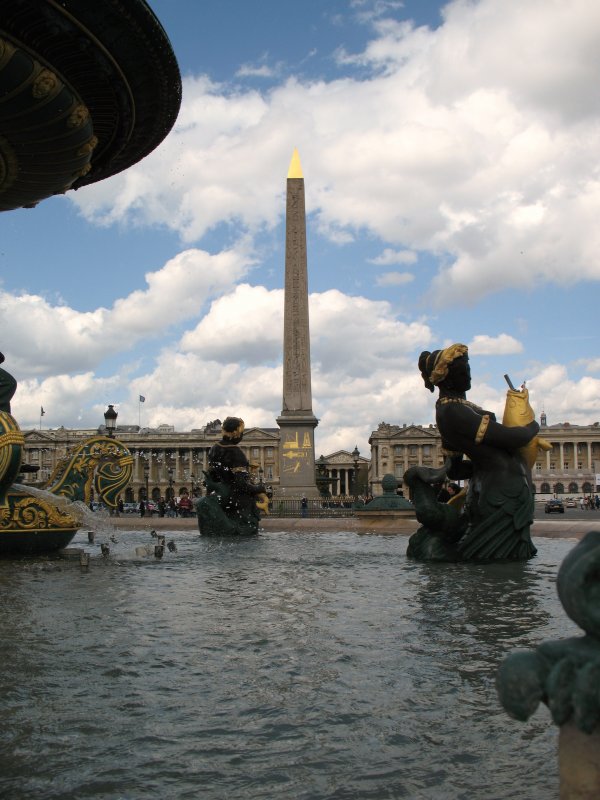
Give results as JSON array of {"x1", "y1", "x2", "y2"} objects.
[
  {"x1": 67, "y1": 105, "x2": 90, "y2": 129},
  {"x1": 32, "y1": 68, "x2": 59, "y2": 99},
  {"x1": 73, "y1": 163, "x2": 92, "y2": 178},
  {"x1": 0, "y1": 37, "x2": 16, "y2": 64},
  {"x1": 78, "y1": 136, "x2": 99, "y2": 157}
]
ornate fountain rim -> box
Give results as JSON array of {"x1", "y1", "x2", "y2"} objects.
[{"x1": 0, "y1": 0, "x2": 181, "y2": 211}]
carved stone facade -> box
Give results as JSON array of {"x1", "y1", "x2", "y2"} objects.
[
  {"x1": 315, "y1": 450, "x2": 370, "y2": 497},
  {"x1": 369, "y1": 420, "x2": 600, "y2": 498},
  {"x1": 20, "y1": 424, "x2": 373, "y2": 502},
  {"x1": 21, "y1": 422, "x2": 281, "y2": 503},
  {"x1": 369, "y1": 423, "x2": 445, "y2": 496}
]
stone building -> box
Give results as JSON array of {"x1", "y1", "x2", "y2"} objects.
[
  {"x1": 21, "y1": 422, "x2": 281, "y2": 504},
  {"x1": 368, "y1": 417, "x2": 600, "y2": 499},
  {"x1": 315, "y1": 450, "x2": 370, "y2": 498},
  {"x1": 20, "y1": 422, "x2": 372, "y2": 503},
  {"x1": 368, "y1": 423, "x2": 445, "y2": 497}
]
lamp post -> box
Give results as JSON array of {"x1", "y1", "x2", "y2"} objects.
[
  {"x1": 352, "y1": 445, "x2": 360, "y2": 500},
  {"x1": 258, "y1": 466, "x2": 264, "y2": 486},
  {"x1": 104, "y1": 404, "x2": 118, "y2": 438}
]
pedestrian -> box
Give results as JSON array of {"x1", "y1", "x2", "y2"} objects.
[
  {"x1": 301, "y1": 496, "x2": 308, "y2": 517},
  {"x1": 139, "y1": 499, "x2": 146, "y2": 517}
]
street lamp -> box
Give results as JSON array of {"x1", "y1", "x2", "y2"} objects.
[
  {"x1": 258, "y1": 466, "x2": 264, "y2": 486},
  {"x1": 104, "y1": 404, "x2": 118, "y2": 438},
  {"x1": 352, "y1": 445, "x2": 360, "y2": 499}
]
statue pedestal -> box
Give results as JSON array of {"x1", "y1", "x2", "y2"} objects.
[{"x1": 559, "y1": 724, "x2": 600, "y2": 800}]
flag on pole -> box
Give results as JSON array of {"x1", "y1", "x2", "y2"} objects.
[
  {"x1": 139, "y1": 395, "x2": 145, "y2": 403},
  {"x1": 40, "y1": 406, "x2": 45, "y2": 416}
]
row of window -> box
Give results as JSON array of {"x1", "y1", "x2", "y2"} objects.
[
  {"x1": 381, "y1": 445, "x2": 433, "y2": 458},
  {"x1": 538, "y1": 482, "x2": 595, "y2": 493},
  {"x1": 535, "y1": 463, "x2": 587, "y2": 470}
]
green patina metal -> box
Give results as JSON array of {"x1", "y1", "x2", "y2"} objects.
[
  {"x1": 0, "y1": 0, "x2": 181, "y2": 211},
  {"x1": 196, "y1": 417, "x2": 268, "y2": 537},
  {"x1": 195, "y1": 472, "x2": 264, "y2": 537},
  {"x1": 0, "y1": 426, "x2": 133, "y2": 554},
  {"x1": 406, "y1": 345, "x2": 540, "y2": 562},
  {"x1": 497, "y1": 531, "x2": 600, "y2": 735},
  {"x1": 361, "y1": 474, "x2": 413, "y2": 511}
]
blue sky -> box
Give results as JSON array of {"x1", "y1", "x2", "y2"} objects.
[{"x1": 2, "y1": 0, "x2": 600, "y2": 457}]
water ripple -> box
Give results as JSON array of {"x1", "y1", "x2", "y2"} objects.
[{"x1": 0, "y1": 532, "x2": 576, "y2": 799}]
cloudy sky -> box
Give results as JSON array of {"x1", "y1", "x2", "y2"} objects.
[{"x1": 2, "y1": 0, "x2": 600, "y2": 457}]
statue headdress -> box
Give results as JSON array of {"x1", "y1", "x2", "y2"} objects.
[
  {"x1": 419, "y1": 343, "x2": 468, "y2": 392},
  {"x1": 221, "y1": 416, "x2": 245, "y2": 439}
]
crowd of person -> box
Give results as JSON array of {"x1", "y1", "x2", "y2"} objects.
[
  {"x1": 138, "y1": 494, "x2": 195, "y2": 517},
  {"x1": 577, "y1": 494, "x2": 600, "y2": 510}
]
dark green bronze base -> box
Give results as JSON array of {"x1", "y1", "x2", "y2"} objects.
[
  {"x1": 0, "y1": 528, "x2": 78, "y2": 556},
  {"x1": 196, "y1": 495, "x2": 260, "y2": 537}
]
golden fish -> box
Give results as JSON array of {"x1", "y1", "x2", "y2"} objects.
[
  {"x1": 502, "y1": 387, "x2": 552, "y2": 470},
  {"x1": 256, "y1": 492, "x2": 270, "y2": 514}
]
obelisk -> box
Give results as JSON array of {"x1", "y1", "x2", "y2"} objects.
[{"x1": 276, "y1": 149, "x2": 319, "y2": 496}]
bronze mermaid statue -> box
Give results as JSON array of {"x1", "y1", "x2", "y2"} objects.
[{"x1": 405, "y1": 343, "x2": 542, "y2": 561}]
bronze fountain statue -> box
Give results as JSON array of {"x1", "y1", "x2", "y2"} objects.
[
  {"x1": 405, "y1": 343, "x2": 550, "y2": 562},
  {"x1": 0, "y1": 353, "x2": 133, "y2": 555},
  {"x1": 0, "y1": 1, "x2": 182, "y2": 554},
  {"x1": 196, "y1": 417, "x2": 270, "y2": 536},
  {"x1": 497, "y1": 530, "x2": 600, "y2": 797}
]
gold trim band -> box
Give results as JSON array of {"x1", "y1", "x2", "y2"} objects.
[
  {"x1": 475, "y1": 414, "x2": 490, "y2": 444},
  {"x1": 0, "y1": 431, "x2": 24, "y2": 447}
]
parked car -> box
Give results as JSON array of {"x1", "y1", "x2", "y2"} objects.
[
  {"x1": 122, "y1": 502, "x2": 139, "y2": 514},
  {"x1": 545, "y1": 499, "x2": 565, "y2": 514},
  {"x1": 565, "y1": 498, "x2": 577, "y2": 508}
]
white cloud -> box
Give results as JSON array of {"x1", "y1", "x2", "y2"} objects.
[
  {"x1": 1, "y1": 246, "x2": 253, "y2": 379},
  {"x1": 578, "y1": 358, "x2": 600, "y2": 373},
  {"x1": 375, "y1": 271, "x2": 414, "y2": 287},
  {"x1": 10, "y1": 0, "x2": 600, "y2": 459},
  {"x1": 468, "y1": 334, "x2": 523, "y2": 356},
  {"x1": 527, "y1": 365, "x2": 600, "y2": 425},
  {"x1": 68, "y1": 0, "x2": 600, "y2": 309},
  {"x1": 369, "y1": 248, "x2": 417, "y2": 265},
  {"x1": 181, "y1": 283, "x2": 282, "y2": 365},
  {"x1": 11, "y1": 284, "x2": 434, "y2": 455}
]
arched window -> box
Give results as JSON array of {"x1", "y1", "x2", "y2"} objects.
[
  {"x1": 540, "y1": 482, "x2": 551, "y2": 493},
  {"x1": 568, "y1": 482, "x2": 578, "y2": 493},
  {"x1": 582, "y1": 482, "x2": 593, "y2": 493},
  {"x1": 554, "y1": 483, "x2": 565, "y2": 495}
]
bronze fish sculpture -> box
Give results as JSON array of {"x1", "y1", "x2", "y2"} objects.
[
  {"x1": 502, "y1": 387, "x2": 552, "y2": 470},
  {"x1": 255, "y1": 492, "x2": 270, "y2": 514}
]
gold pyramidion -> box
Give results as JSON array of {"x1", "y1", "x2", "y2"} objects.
[{"x1": 287, "y1": 148, "x2": 303, "y2": 179}]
